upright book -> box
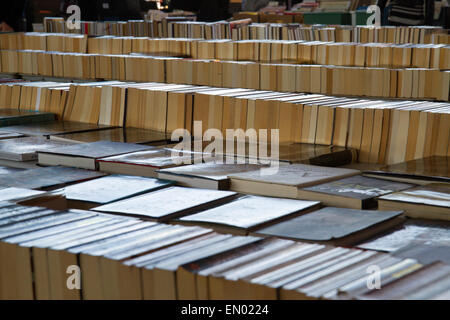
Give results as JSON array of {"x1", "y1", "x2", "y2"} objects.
[
  {"x1": 378, "y1": 183, "x2": 450, "y2": 221},
  {"x1": 93, "y1": 186, "x2": 238, "y2": 221},
  {"x1": 298, "y1": 175, "x2": 414, "y2": 209},
  {"x1": 177, "y1": 195, "x2": 320, "y2": 234},
  {"x1": 229, "y1": 164, "x2": 360, "y2": 198},
  {"x1": 359, "y1": 219, "x2": 450, "y2": 253},
  {"x1": 0, "y1": 131, "x2": 24, "y2": 140},
  {"x1": 252, "y1": 207, "x2": 404, "y2": 246},
  {"x1": 37, "y1": 141, "x2": 154, "y2": 170}
]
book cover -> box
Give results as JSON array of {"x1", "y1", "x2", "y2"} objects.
[
  {"x1": 0, "y1": 166, "x2": 106, "y2": 190},
  {"x1": 93, "y1": 186, "x2": 238, "y2": 221},
  {"x1": 253, "y1": 207, "x2": 404, "y2": 246}
]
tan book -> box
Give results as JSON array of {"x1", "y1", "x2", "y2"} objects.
[
  {"x1": 229, "y1": 164, "x2": 359, "y2": 199},
  {"x1": 378, "y1": 183, "x2": 450, "y2": 221}
]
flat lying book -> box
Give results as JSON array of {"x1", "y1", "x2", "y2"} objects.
[
  {"x1": 298, "y1": 175, "x2": 414, "y2": 209},
  {"x1": 0, "y1": 131, "x2": 24, "y2": 140},
  {"x1": 229, "y1": 164, "x2": 360, "y2": 198},
  {"x1": 96, "y1": 148, "x2": 192, "y2": 177},
  {"x1": 392, "y1": 244, "x2": 450, "y2": 265},
  {"x1": 0, "y1": 187, "x2": 46, "y2": 202},
  {"x1": 0, "y1": 187, "x2": 66, "y2": 210},
  {"x1": 63, "y1": 175, "x2": 175, "y2": 209},
  {"x1": 93, "y1": 186, "x2": 238, "y2": 221},
  {"x1": 0, "y1": 137, "x2": 75, "y2": 161},
  {"x1": 157, "y1": 162, "x2": 268, "y2": 190},
  {"x1": 363, "y1": 156, "x2": 450, "y2": 185},
  {"x1": 357, "y1": 262, "x2": 450, "y2": 300},
  {"x1": 252, "y1": 207, "x2": 404, "y2": 246},
  {"x1": 209, "y1": 141, "x2": 357, "y2": 166},
  {"x1": 0, "y1": 166, "x2": 106, "y2": 190},
  {"x1": 0, "y1": 109, "x2": 55, "y2": 127},
  {"x1": 37, "y1": 141, "x2": 154, "y2": 170},
  {"x1": 49, "y1": 127, "x2": 171, "y2": 145},
  {"x1": 2, "y1": 121, "x2": 113, "y2": 137},
  {"x1": 177, "y1": 195, "x2": 320, "y2": 234},
  {"x1": 378, "y1": 183, "x2": 450, "y2": 221},
  {"x1": 179, "y1": 140, "x2": 356, "y2": 166},
  {"x1": 359, "y1": 219, "x2": 450, "y2": 253},
  {"x1": 0, "y1": 165, "x2": 25, "y2": 175}
]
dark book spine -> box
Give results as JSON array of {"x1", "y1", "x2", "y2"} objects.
[
  {"x1": 0, "y1": 113, "x2": 56, "y2": 127},
  {"x1": 308, "y1": 148, "x2": 358, "y2": 167}
]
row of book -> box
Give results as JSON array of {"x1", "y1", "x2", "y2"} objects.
[
  {"x1": 1, "y1": 199, "x2": 447, "y2": 300},
  {"x1": 0, "y1": 125, "x2": 448, "y2": 221},
  {"x1": 41, "y1": 17, "x2": 449, "y2": 44},
  {"x1": 1, "y1": 81, "x2": 448, "y2": 164},
  {"x1": 0, "y1": 168, "x2": 449, "y2": 299},
  {"x1": 2, "y1": 32, "x2": 449, "y2": 70},
  {"x1": 1, "y1": 50, "x2": 449, "y2": 101}
]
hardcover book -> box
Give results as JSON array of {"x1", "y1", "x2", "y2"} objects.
[
  {"x1": 178, "y1": 195, "x2": 320, "y2": 234},
  {"x1": 252, "y1": 207, "x2": 404, "y2": 246},
  {"x1": 0, "y1": 137, "x2": 75, "y2": 162},
  {"x1": 0, "y1": 166, "x2": 106, "y2": 190},
  {"x1": 378, "y1": 183, "x2": 450, "y2": 221},
  {"x1": 229, "y1": 164, "x2": 360, "y2": 198},
  {"x1": 93, "y1": 186, "x2": 238, "y2": 221},
  {"x1": 298, "y1": 175, "x2": 414, "y2": 209},
  {"x1": 37, "y1": 141, "x2": 154, "y2": 170},
  {"x1": 63, "y1": 175, "x2": 175, "y2": 209}
]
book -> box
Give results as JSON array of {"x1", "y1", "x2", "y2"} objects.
[
  {"x1": 0, "y1": 131, "x2": 24, "y2": 140},
  {"x1": 335, "y1": 258, "x2": 423, "y2": 300},
  {"x1": 359, "y1": 219, "x2": 450, "y2": 253},
  {"x1": 0, "y1": 109, "x2": 55, "y2": 127},
  {"x1": 32, "y1": 216, "x2": 149, "y2": 299},
  {"x1": 97, "y1": 148, "x2": 193, "y2": 178},
  {"x1": 93, "y1": 225, "x2": 213, "y2": 299},
  {"x1": 0, "y1": 165, "x2": 25, "y2": 175},
  {"x1": 177, "y1": 195, "x2": 320, "y2": 234},
  {"x1": 1, "y1": 121, "x2": 113, "y2": 137},
  {"x1": 363, "y1": 156, "x2": 450, "y2": 185},
  {"x1": 0, "y1": 186, "x2": 64, "y2": 206},
  {"x1": 63, "y1": 175, "x2": 175, "y2": 210},
  {"x1": 298, "y1": 175, "x2": 414, "y2": 209},
  {"x1": 378, "y1": 183, "x2": 450, "y2": 221},
  {"x1": 0, "y1": 166, "x2": 106, "y2": 190},
  {"x1": 357, "y1": 262, "x2": 450, "y2": 300},
  {"x1": 49, "y1": 127, "x2": 171, "y2": 145},
  {"x1": 0, "y1": 208, "x2": 97, "y2": 299},
  {"x1": 133, "y1": 234, "x2": 259, "y2": 299},
  {"x1": 392, "y1": 244, "x2": 450, "y2": 265},
  {"x1": 229, "y1": 164, "x2": 360, "y2": 198},
  {"x1": 252, "y1": 207, "x2": 404, "y2": 246},
  {"x1": 0, "y1": 137, "x2": 75, "y2": 162},
  {"x1": 93, "y1": 186, "x2": 238, "y2": 221},
  {"x1": 37, "y1": 141, "x2": 154, "y2": 170},
  {"x1": 157, "y1": 162, "x2": 267, "y2": 190},
  {"x1": 176, "y1": 238, "x2": 295, "y2": 299}
]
